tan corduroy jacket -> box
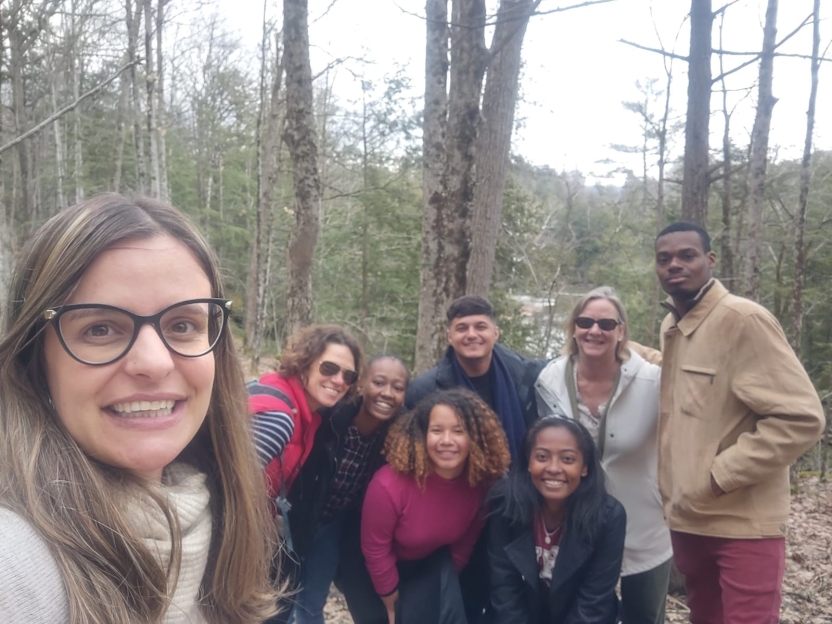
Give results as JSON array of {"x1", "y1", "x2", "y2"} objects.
[{"x1": 659, "y1": 279, "x2": 825, "y2": 538}]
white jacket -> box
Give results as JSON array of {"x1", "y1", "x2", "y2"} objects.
[{"x1": 535, "y1": 351, "x2": 672, "y2": 575}]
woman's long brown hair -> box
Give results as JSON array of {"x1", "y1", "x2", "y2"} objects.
[{"x1": 0, "y1": 194, "x2": 281, "y2": 623}]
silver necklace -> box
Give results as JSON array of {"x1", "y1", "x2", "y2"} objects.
[{"x1": 541, "y1": 519, "x2": 563, "y2": 545}]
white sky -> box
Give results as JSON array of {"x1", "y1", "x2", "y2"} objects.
[{"x1": 218, "y1": 0, "x2": 831, "y2": 180}]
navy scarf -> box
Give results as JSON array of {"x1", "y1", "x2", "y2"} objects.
[{"x1": 452, "y1": 348, "x2": 526, "y2": 462}]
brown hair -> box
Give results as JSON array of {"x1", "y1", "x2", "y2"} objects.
[
  {"x1": 384, "y1": 388, "x2": 510, "y2": 488},
  {"x1": 562, "y1": 286, "x2": 630, "y2": 362},
  {"x1": 277, "y1": 324, "x2": 363, "y2": 401},
  {"x1": 0, "y1": 194, "x2": 280, "y2": 623}
]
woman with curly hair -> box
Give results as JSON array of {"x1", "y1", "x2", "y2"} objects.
[
  {"x1": 0, "y1": 194, "x2": 280, "y2": 623},
  {"x1": 361, "y1": 388, "x2": 510, "y2": 624},
  {"x1": 488, "y1": 417, "x2": 626, "y2": 624},
  {"x1": 248, "y1": 324, "x2": 364, "y2": 623},
  {"x1": 249, "y1": 324, "x2": 363, "y2": 497}
]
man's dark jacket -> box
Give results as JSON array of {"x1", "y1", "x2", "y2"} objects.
[{"x1": 405, "y1": 343, "x2": 547, "y2": 429}]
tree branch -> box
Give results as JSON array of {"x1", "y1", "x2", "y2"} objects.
[
  {"x1": 530, "y1": 0, "x2": 617, "y2": 19},
  {"x1": 619, "y1": 39, "x2": 688, "y2": 61},
  {"x1": 0, "y1": 58, "x2": 142, "y2": 156},
  {"x1": 712, "y1": 13, "x2": 812, "y2": 83}
]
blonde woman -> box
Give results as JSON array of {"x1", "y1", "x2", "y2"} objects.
[
  {"x1": 0, "y1": 195, "x2": 280, "y2": 623},
  {"x1": 535, "y1": 286, "x2": 672, "y2": 624}
]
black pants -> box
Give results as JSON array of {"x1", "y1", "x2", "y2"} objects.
[
  {"x1": 458, "y1": 527, "x2": 490, "y2": 624},
  {"x1": 334, "y1": 510, "x2": 388, "y2": 624},
  {"x1": 395, "y1": 547, "x2": 468, "y2": 624}
]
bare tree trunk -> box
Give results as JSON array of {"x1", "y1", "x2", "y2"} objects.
[
  {"x1": 415, "y1": 0, "x2": 488, "y2": 371},
  {"x1": 113, "y1": 67, "x2": 129, "y2": 191},
  {"x1": 143, "y1": 0, "x2": 160, "y2": 197},
  {"x1": 439, "y1": 0, "x2": 487, "y2": 299},
  {"x1": 46, "y1": 27, "x2": 66, "y2": 209},
  {"x1": 717, "y1": 13, "x2": 735, "y2": 288},
  {"x1": 681, "y1": 0, "x2": 712, "y2": 225},
  {"x1": 156, "y1": 0, "x2": 169, "y2": 201},
  {"x1": 743, "y1": 0, "x2": 778, "y2": 301},
  {"x1": 466, "y1": 0, "x2": 534, "y2": 297},
  {"x1": 71, "y1": 0, "x2": 84, "y2": 202},
  {"x1": 649, "y1": 62, "x2": 674, "y2": 346},
  {"x1": 9, "y1": 26, "x2": 32, "y2": 226},
  {"x1": 126, "y1": 0, "x2": 147, "y2": 193},
  {"x1": 790, "y1": 0, "x2": 820, "y2": 357},
  {"x1": 282, "y1": 0, "x2": 321, "y2": 335},
  {"x1": 415, "y1": 0, "x2": 450, "y2": 372},
  {"x1": 360, "y1": 84, "x2": 371, "y2": 335},
  {"x1": 0, "y1": 6, "x2": 12, "y2": 298},
  {"x1": 245, "y1": 6, "x2": 273, "y2": 353}
]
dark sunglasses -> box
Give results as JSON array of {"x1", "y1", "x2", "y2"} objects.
[
  {"x1": 575, "y1": 316, "x2": 620, "y2": 331},
  {"x1": 319, "y1": 360, "x2": 359, "y2": 385}
]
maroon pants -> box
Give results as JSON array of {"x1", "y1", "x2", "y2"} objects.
[{"x1": 671, "y1": 531, "x2": 785, "y2": 624}]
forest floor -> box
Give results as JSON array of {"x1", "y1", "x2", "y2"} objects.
[{"x1": 321, "y1": 475, "x2": 832, "y2": 624}]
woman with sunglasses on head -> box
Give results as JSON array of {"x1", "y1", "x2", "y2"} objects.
[
  {"x1": 361, "y1": 388, "x2": 510, "y2": 624},
  {"x1": 0, "y1": 194, "x2": 280, "y2": 623},
  {"x1": 264, "y1": 355, "x2": 409, "y2": 624},
  {"x1": 534, "y1": 286, "x2": 672, "y2": 624},
  {"x1": 488, "y1": 417, "x2": 626, "y2": 624}
]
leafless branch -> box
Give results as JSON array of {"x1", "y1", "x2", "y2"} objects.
[
  {"x1": 530, "y1": 0, "x2": 617, "y2": 19},
  {"x1": 0, "y1": 58, "x2": 142, "y2": 156},
  {"x1": 712, "y1": 13, "x2": 813, "y2": 83},
  {"x1": 619, "y1": 39, "x2": 688, "y2": 61}
]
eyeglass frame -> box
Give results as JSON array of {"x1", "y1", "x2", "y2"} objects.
[
  {"x1": 574, "y1": 316, "x2": 621, "y2": 332},
  {"x1": 43, "y1": 297, "x2": 233, "y2": 366}
]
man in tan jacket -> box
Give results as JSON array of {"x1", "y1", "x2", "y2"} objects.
[{"x1": 654, "y1": 221, "x2": 825, "y2": 624}]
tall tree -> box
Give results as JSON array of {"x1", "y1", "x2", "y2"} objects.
[
  {"x1": 415, "y1": 0, "x2": 450, "y2": 372},
  {"x1": 743, "y1": 0, "x2": 778, "y2": 301},
  {"x1": 282, "y1": 0, "x2": 321, "y2": 334},
  {"x1": 143, "y1": 0, "x2": 160, "y2": 196},
  {"x1": 681, "y1": 0, "x2": 712, "y2": 225},
  {"x1": 790, "y1": 0, "x2": 820, "y2": 357},
  {"x1": 246, "y1": 14, "x2": 283, "y2": 369},
  {"x1": 467, "y1": 0, "x2": 537, "y2": 297},
  {"x1": 414, "y1": 0, "x2": 546, "y2": 370}
]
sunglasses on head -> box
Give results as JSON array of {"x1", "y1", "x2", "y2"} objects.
[
  {"x1": 319, "y1": 360, "x2": 359, "y2": 385},
  {"x1": 575, "y1": 316, "x2": 620, "y2": 331}
]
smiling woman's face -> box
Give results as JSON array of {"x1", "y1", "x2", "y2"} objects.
[{"x1": 43, "y1": 235, "x2": 216, "y2": 482}]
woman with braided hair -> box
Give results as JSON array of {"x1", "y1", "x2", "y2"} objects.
[{"x1": 361, "y1": 388, "x2": 510, "y2": 624}]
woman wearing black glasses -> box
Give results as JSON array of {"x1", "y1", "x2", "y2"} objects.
[
  {"x1": 534, "y1": 286, "x2": 672, "y2": 624},
  {"x1": 0, "y1": 195, "x2": 280, "y2": 623}
]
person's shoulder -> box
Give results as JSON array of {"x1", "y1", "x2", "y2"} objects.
[
  {"x1": 718, "y1": 292, "x2": 776, "y2": 320},
  {"x1": 494, "y1": 343, "x2": 548, "y2": 378},
  {"x1": 405, "y1": 366, "x2": 441, "y2": 406},
  {"x1": 0, "y1": 508, "x2": 68, "y2": 622},
  {"x1": 603, "y1": 494, "x2": 627, "y2": 525}
]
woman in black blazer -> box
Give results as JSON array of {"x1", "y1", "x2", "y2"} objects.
[{"x1": 488, "y1": 417, "x2": 626, "y2": 624}]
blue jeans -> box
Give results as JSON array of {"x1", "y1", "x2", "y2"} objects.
[{"x1": 290, "y1": 519, "x2": 343, "y2": 624}]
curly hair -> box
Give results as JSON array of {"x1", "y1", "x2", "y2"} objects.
[
  {"x1": 277, "y1": 324, "x2": 363, "y2": 400},
  {"x1": 384, "y1": 388, "x2": 510, "y2": 488}
]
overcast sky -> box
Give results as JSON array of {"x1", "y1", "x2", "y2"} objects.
[{"x1": 219, "y1": 0, "x2": 831, "y2": 180}]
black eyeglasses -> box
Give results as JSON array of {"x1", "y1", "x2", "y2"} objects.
[
  {"x1": 575, "y1": 316, "x2": 620, "y2": 331},
  {"x1": 319, "y1": 360, "x2": 359, "y2": 385},
  {"x1": 44, "y1": 298, "x2": 232, "y2": 366}
]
